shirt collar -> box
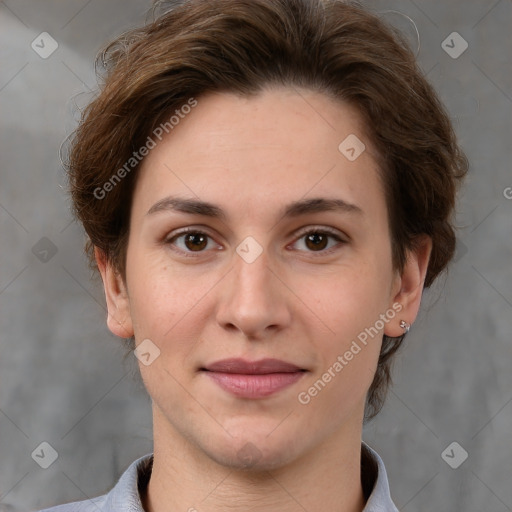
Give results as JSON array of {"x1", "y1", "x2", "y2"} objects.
[
  {"x1": 360, "y1": 443, "x2": 399, "y2": 512},
  {"x1": 101, "y1": 442, "x2": 397, "y2": 512}
]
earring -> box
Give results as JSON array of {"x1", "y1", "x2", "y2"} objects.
[{"x1": 399, "y1": 320, "x2": 410, "y2": 334}]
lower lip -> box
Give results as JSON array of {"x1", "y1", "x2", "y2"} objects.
[{"x1": 204, "y1": 371, "x2": 305, "y2": 398}]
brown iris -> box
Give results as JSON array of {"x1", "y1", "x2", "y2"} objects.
[
  {"x1": 184, "y1": 233, "x2": 208, "y2": 251},
  {"x1": 305, "y1": 232, "x2": 329, "y2": 251}
]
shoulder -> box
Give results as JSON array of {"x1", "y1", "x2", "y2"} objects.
[
  {"x1": 35, "y1": 495, "x2": 107, "y2": 512},
  {"x1": 34, "y1": 454, "x2": 153, "y2": 512}
]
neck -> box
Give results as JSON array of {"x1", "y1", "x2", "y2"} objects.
[{"x1": 143, "y1": 408, "x2": 366, "y2": 512}]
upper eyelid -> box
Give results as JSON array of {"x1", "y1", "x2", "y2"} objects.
[
  {"x1": 288, "y1": 226, "x2": 349, "y2": 248},
  {"x1": 165, "y1": 225, "x2": 217, "y2": 240},
  {"x1": 166, "y1": 224, "x2": 345, "y2": 239},
  {"x1": 165, "y1": 229, "x2": 222, "y2": 256},
  {"x1": 292, "y1": 225, "x2": 345, "y2": 237},
  {"x1": 287, "y1": 229, "x2": 346, "y2": 253},
  {"x1": 166, "y1": 225, "x2": 347, "y2": 250}
]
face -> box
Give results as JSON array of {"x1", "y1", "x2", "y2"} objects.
[{"x1": 99, "y1": 87, "x2": 429, "y2": 471}]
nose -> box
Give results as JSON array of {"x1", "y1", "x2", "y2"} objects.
[{"x1": 215, "y1": 247, "x2": 292, "y2": 340}]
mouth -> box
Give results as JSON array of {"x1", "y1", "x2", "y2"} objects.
[{"x1": 200, "y1": 358, "x2": 308, "y2": 399}]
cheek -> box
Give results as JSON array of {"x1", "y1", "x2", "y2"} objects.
[
  {"x1": 291, "y1": 256, "x2": 393, "y2": 393},
  {"x1": 124, "y1": 248, "x2": 217, "y2": 351},
  {"x1": 298, "y1": 258, "x2": 394, "y2": 336},
  {"x1": 125, "y1": 248, "x2": 180, "y2": 335},
  {"x1": 294, "y1": 276, "x2": 386, "y2": 421}
]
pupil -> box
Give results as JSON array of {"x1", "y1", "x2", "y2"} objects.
[
  {"x1": 185, "y1": 233, "x2": 207, "y2": 251},
  {"x1": 306, "y1": 233, "x2": 327, "y2": 251}
]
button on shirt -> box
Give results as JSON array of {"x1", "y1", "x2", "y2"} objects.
[{"x1": 37, "y1": 443, "x2": 398, "y2": 512}]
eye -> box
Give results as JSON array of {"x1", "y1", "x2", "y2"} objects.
[
  {"x1": 291, "y1": 228, "x2": 345, "y2": 253},
  {"x1": 166, "y1": 229, "x2": 220, "y2": 254}
]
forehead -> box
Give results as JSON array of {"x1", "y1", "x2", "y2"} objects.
[{"x1": 133, "y1": 87, "x2": 384, "y2": 220}]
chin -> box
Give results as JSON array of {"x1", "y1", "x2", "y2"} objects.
[
  {"x1": 203, "y1": 428, "x2": 302, "y2": 472},
  {"x1": 210, "y1": 445, "x2": 295, "y2": 472}
]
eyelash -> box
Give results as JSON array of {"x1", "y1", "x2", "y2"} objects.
[
  {"x1": 290, "y1": 226, "x2": 346, "y2": 254},
  {"x1": 165, "y1": 226, "x2": 347, "y2": 258}
]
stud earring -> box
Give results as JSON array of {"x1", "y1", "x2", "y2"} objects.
[{"x1": 399, "y1": 320, "x2": 410, "y2": 334}]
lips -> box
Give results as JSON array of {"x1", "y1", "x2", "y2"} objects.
[
  {"x1": 201, "y1": 358, "x2": 307, "y2": 398},
  {"x1": 202, "y1": 358, "x2": 304, "y2": 374}
]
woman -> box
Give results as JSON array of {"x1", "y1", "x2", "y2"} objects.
[{"x1": 40, "y1": 0, "x2": 467, "y2": 510}]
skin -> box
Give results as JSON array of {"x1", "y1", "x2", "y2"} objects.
[{"x1": 96, "y1": 87, "x2": 431, "y2": 512}]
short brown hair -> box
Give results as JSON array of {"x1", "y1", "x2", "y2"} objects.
[{"x1": 65, "y1": 0, "x2": 467, "y2": 420}]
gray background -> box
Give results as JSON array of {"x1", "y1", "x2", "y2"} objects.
[{"x1": 0, "y1": 1, "x2": 511, "y2": 511}]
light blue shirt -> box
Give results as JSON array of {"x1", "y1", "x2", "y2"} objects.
[{"x1": 37, "y1": 443, "x2": 398, "y2": 512}]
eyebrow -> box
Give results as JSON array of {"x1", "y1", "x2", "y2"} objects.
[
  {"x1": 283, "y1": 197, "x2": 363, "y2": 217},
  {"x1": 147, "y1": 197, "x2": 226, "y2": 219},
  {"x1": 146, "y1": 196, "x2": 363, "y2": 219}
]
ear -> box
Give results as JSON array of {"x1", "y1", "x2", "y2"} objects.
[
  {"x1": 385, "y1": 235, "x2": 432, "y2": 337},
  {"x1": 94, "y1": 247, "x2": 134, "y2": 339}
]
